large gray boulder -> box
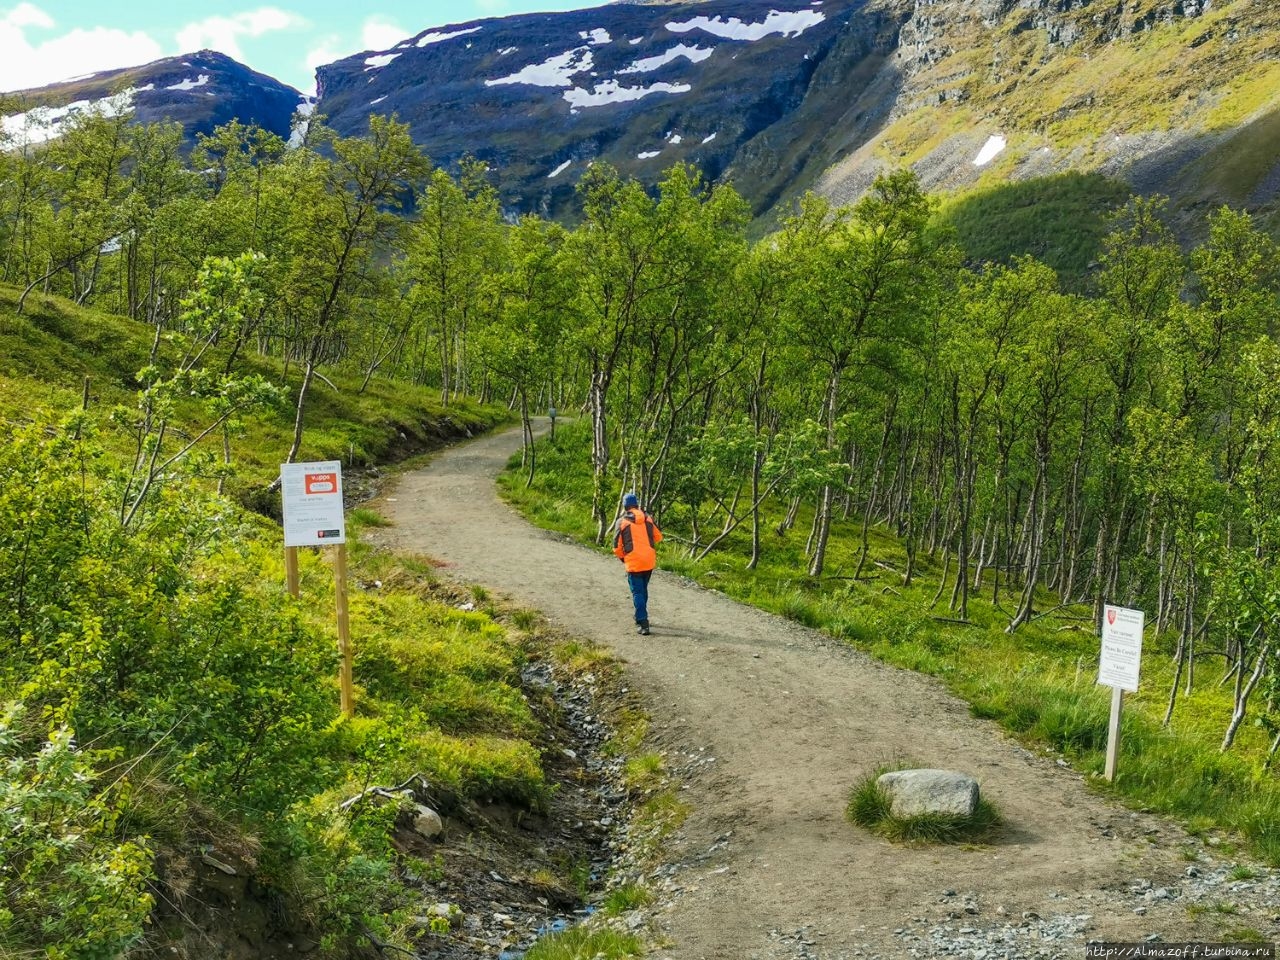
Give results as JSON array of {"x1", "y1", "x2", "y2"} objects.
[
  {"x1": 412, "y1": 803, "x2": 445, "y2": 839},
  {"x1": 876, "y1": 769, "x2": 980, "y2": 818}
]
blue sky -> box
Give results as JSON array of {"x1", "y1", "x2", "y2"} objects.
[{"x1": 0, "y1": 1, "x2": 606, "y2": 94}]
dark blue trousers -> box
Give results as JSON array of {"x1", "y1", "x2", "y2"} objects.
[{"x1": 626, "y1": 569, "x2": 653, "y2": 625}]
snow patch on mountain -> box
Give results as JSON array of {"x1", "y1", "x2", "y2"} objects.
[
  {"x1": 417, "y1": 27, "x2": 482, "y2": 47},
  {"x1": 580, "y1": 28, "x2": 611, "y2": 45},
  {"x1": 974, "y1": 135, "x2": 1007, "y2": 166},
  {"x1": 3, "y1": 88, "x2": 141, "y2": 145},
  {"x1": 288, "y1": 98, "x2": 316, "y2": 148},
  {"x1": 618, "y1": 43, "x2": 714, "y2": 74},
  {"x1": 548, "y1": 159, "x2": 572, "y2": 178},
  {"x1": 166, "y1": 74, "x2": 210, "y2": 91},
  {"x1": 488, "y1": 47, "x2": 594, "y2": 87},
  {"x1": 364, "y1": 53, "x2": 401, "y2": 71},
  {"x1": 666, "y1": 10, "x2": 825, "y2": 41},
  {"x1": 564, "y1": 79, "x2": 692, "y2": 110}
]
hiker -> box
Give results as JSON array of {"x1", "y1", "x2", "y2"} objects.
[{"x1": 613, "y1": 492, "x2": 662, "y2": 635}]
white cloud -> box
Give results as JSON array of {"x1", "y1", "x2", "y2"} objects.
[
  {"x1": 361, "y1": 16, "x2": 408, "y2": 52},
  {"x1": 175, "y1": 7, "x2": 303, "y2": 63},
  {"x1": 302, "y1": 15, "x2": 410, "y2": 95},
  {"x1": 0, "y1": 3, "x2": 165, "y2": 92},
  {"x1": 303, "y1": 38, "x2": 344, "y2": 90},
  {"x1": 4, "y1": 3, "x2": 52, "y2": 30}
]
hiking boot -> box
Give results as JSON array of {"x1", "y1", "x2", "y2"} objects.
[{"x1": 637, "y1": 625, "x2": 650, "y2": 636}]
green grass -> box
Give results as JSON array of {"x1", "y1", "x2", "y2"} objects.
[
  {"x1": 1222, "y1": 928, "x2": 1269, "y2": 944},
  {"x1": 601, "y1": 883, "x2": 654, "y2": 916},
  {"x1": 0, "y1": 283, "x2": 510, "y2": 506},
  {"x1": 846, "y1": 766, "x2": 1003, "y2": 845},
  {"x1": 622, "y1": 752, "x2": 665, "y2": 791},
  {"x1": 501, "y1": 417, "x2": 1280, "y2": 866},
  {"x1": 867, "y1": 0, "x2": 1280, "y2": 232},
  {"x1": 524, "y1": 927, "x2": 643, "y2": 960}
]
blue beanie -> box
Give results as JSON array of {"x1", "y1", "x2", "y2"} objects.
[{"x1": 623, "y1": 492, "x2": 639, "y2": 509}]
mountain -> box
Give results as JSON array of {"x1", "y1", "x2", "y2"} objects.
[
  {"x1": 310, "y1": 0, "x2": 1280, "y2": 228},
  {"x1": 819, "y1": 0, "x2": 1280, "y2": 235},
  {"x1": 3, "y1": 0, "x2": 1278, "y2": 233},
  {"x1": 1, "y1": 50, "x2": 304, "y2": 147},
  {"x1": 314, "y1": 0, "x2": 906, "y2": 220}
]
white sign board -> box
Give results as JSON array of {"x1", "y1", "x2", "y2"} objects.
[
  {"x1": 1098, "y1": 604, "x2": 1144, "y2": 692},
  {"x1": 281, "y1": 461, "x2": 346, "y2": 547}
]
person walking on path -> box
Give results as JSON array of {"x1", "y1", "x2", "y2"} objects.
[{"x1": 613, "y1": 492, "x2": 662, "y2": 635}]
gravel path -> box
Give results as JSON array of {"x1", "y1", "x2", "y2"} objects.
[{"x1": 374, "y1": 424, "x2": 1279, "y2": 959}]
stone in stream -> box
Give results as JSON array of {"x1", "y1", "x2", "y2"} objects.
[{"x1": 876, "y1": 769, "x2": 980, "y2": 818}]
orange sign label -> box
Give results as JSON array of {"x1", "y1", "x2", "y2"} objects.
[{"x1": 305, "y1": 473, "x2": 336, "y2": 494}]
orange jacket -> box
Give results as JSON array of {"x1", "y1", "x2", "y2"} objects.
[{"x1": 613, "y1": 508, "x2": 662, "y2": 572}]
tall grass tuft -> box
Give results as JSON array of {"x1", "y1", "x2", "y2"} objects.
[{"x1": 524, "y1": 927, "x2": 644, "y2": 960}]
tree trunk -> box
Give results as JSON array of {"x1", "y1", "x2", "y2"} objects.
[
  {"x1": 808, "y1": 370, "x2": 840, "y2": 578},
  {"x1": 589, "y1": 365, "x2": 611, "y2": 544}
]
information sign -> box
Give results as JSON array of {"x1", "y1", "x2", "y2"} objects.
[
  {"x1": 281, "y1": 461, "x2": 346, "y2": 547},
  {"x1": 1098, "y1": 604, "x2": 1144, "y2": 692}
]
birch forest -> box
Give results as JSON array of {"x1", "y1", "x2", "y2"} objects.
[{"x1": 4, "y1": 109, "x2": 1279, "y2": 762}]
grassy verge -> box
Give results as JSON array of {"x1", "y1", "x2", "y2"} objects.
[{"x1": 500, "y1": 418, "x2": 1280, "y2": 866}]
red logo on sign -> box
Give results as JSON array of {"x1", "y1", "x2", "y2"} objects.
[{"x1": 1106, "y1": 609, "x2": 1116, "y2": 626}]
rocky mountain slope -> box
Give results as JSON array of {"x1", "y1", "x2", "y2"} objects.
[
  {"x1": 4, "y1": 0, "x2": 1278, "y2": 230},
  {"x1": 825, "y1": 0, "x2": 1280, "y2": 229},
  {"x1": 315, "y1": 0, "x2": 906, "y2": 220},
  {"x1": 313, "y1": 0, "x2": 1280, "y2": 225}
]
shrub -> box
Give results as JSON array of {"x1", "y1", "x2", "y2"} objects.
[{"x1": 0, "y1": 703, "x2": 154, "y2": 958}]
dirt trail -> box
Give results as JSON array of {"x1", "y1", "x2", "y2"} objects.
[{"x1": 375, "y1": 425, "x2": 1234, "y2": 959}]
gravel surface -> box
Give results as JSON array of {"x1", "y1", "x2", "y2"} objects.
[{"x1": 375, "y1": 424, "x2": 1280, "y2": 959}]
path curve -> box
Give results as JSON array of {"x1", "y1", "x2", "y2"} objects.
[{"x1": 375, "y1": 425, "x2": 1218, "y2": 959}]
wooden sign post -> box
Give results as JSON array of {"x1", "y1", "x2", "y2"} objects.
[
  {"x1": 284, "y1": 546, "x2": 300, "y2": 599},
  {"x1": 280, "y1": 460, "x2": 353, "y2": 717},
  {"x1": 1098, "y1": 604, "x2": 1144, "y2": 782},
  {"x1": 334, "y1": 542, "x2": 354, "y2": 717}
]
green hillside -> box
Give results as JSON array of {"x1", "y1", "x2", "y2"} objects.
[
  {"x1": 938, "y1": 172, "x2": 1134, "y2": 288},
  {"x1": 0, "y1": 286, "x2": 585, "y2": 958},
  {"x1": 814, "y1": 0, "x2": 1280, "y2": 239}
]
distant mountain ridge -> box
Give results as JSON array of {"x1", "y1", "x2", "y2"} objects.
[
  {"x1": 4, "y1": 0, "x2": 1278, "y2": 231},
  {"x1": 2, "y1": 50, "x2": 303, "y2": 146}
]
